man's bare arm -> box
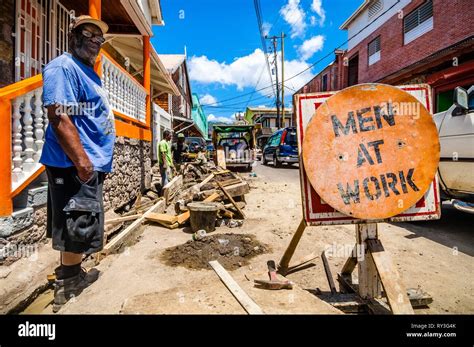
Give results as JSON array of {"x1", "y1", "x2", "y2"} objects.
[{"x1": 47, "y1": 105, "x2": 93, "y2": 182}]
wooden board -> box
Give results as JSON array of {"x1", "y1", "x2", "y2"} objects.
[
  {"x1": 105, "y1": 214, "x2": 141, "y2": 225},
  {"x1": 367, "y1": 239, "x2": 414, "y2": 314},
  {"x1": 209, "y1": 260, "x2": 264, "y2": 315},
  {"x1": 145, "y1": 213, "x2": 178, "y2": 225},
  {"x1": 216, "y1": 181, "x2": 245, "y2": 219},
  {"x1": 302, "y1": 84, "x2": 439, "y2": 220},
  {"x1": 163, "y1": 175, "x2": 183, "y2": 205},
  {"x1": 220, "y1": 181, "x2": 250, "y2": 198},
  {"x1": 102, "y1": 199, "x2": 166, "y2": 255},
  {"x1": 216, "y1": 146, "x2": 226, "y2": 169}
]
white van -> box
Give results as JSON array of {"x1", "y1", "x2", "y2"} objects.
[{"x1": 433, "y1": 86, "x2": 474, "y2": 213}]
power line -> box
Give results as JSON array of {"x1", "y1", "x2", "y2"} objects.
[
  {"x1": 254, "y1": 0, "x2": 277, "y2": 99},
  {"x1": 201, "y1": 0, "x2": 402, "y2": 107}
]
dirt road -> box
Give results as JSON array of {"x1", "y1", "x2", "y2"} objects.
[{"x1": 34, "y1": 161, "x2": 474, "y2": 314}]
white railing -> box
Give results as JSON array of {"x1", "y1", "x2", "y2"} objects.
[
  {"x1": 11, "y1": 87, "x2": 48, "y2": 191},
  {"x1": 100, "y1": 53, "x2": 147, "y2": 123}
]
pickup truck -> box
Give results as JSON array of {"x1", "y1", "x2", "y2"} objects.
[
  {"x1": 212, "y1": 124, "x2": 256, "y2": 171},
  {"x1": 433, "y1": 86, "x2": 474, "y2": 213}
]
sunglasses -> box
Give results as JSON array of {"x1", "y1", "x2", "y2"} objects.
[{"x1": 80, "y1": 29, "x2": 105, "y2": 44}]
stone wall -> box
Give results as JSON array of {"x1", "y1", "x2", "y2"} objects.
[
  {"x1": 1, "y1": 203, "x2": 47, "y2": 265},
  {"x1": 0, "y1": 0, "x2": 14, "y2": 87},
  {"x1": 103, "y1": 137, "x2": 152, "y2": 211},
  {"x1": 1, "y1": 136, "x2": 152, "y2": 264}
]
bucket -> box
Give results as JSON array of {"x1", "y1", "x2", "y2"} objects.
[{"x1": 187, "y1": 202, "x2": 221, "y2": 233}]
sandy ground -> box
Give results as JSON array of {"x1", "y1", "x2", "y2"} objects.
[{"x1": 23, "y1": 161, "x2": 474, "y2": 314}]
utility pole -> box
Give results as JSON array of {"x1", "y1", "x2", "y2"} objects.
[
  {"x1": 281, "y1": 32, "x2": 285, "y2": 128},
  {"x1": 265, "y1": 33, "x2": 285, "y2": 129},
  {"x1": 271, "y1": 36, "x2": 280, "y2": 129}
]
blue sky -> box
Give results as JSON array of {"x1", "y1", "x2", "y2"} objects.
[{"x1": 152, "y1": 0, "x2": 362, "y2": 123}]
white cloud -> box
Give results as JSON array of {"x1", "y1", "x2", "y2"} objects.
[
  {"x1": 311, "y1": 0, "x2": 326, "y2": 26},
  {"x1": 208, "y1": 114, "x2": 233, "y2": 123},
  {"x1": 298, "y1": 35, "x2": 325, "y2": 60},
  {"x1": 199, "y1": 94, "x2": 218, "y2": 105},
  {"x1": 280, "y1": 0, "x2": 306, "y2": 38},
  {"x1": 189, "y1": 49, "x2": 314, "y2": 94},
  {"x1": 262, "y1": 22, "x2": 272, "y2": 37}
]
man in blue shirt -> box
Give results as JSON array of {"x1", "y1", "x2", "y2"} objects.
[{"x1": 40, "y1": 15, "x2": 114, "y2": 312}]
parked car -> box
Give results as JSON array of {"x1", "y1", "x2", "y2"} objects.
[
  {"x1": 433, "y1": 86, "x2": 474, "y2": 213},
  {"x1": 262, "y1": 127, "x2": 299, "y2": 167},
  {"x1": 185, "y1": 137, "x2": 206, "y2": 153}
]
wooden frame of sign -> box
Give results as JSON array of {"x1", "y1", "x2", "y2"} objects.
[{"x1": 279, "y1": 84, "x2": 439, "y2": 314}]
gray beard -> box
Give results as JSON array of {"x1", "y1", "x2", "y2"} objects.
[{"x1": 71, "y1": 46, "x2": 98, "y2": 67}]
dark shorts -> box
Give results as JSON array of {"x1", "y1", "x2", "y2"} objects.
[{"x1": 46, "y1": 166, "x2": 105, "y2": 254}]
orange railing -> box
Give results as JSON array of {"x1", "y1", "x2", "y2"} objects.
[{"x1": 0, "y1": 49, "x2": 151, "y2": 216}]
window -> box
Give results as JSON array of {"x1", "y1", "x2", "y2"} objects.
[
  {"x1": 368, "y1": 0, "x2": 383, "y2": 19},
  {"x1": 322, "y1": 74, "x2": 328, "y2": 91},
  {"x1": 271, "y1": 134, "x2": 281, "y2": 146},
  {"x1": 404, "y1": 0, "x2": 433, "y2": 45},
  {"x1": 368, "y1": 36, "x2": 381, "y2": 65}
]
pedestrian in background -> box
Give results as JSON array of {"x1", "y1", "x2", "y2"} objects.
[
  {"x1": 159, "y1": 130, "x2": 174, "y2": 193},
  {"x1": 171, "y1": 133, "x2": 188, "y2": 173}
]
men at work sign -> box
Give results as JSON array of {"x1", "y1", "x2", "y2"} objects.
[{"x1": 302, "y1": 84, "x2": 440, "y2": 220}]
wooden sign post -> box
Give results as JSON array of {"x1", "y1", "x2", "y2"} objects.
[{"x1": 280, "y1": 84, "x2": 440, "y2": 314}]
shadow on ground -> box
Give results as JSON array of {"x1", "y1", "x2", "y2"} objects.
[{"x1": 391, "y1": 202, "x2": 474, "y2": 257}]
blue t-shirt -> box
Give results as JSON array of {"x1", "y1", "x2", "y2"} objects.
[{"x1": 40, "y1": 53, "x2": 116, "y2": 172}]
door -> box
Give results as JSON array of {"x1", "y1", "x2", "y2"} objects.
[
  {"x1": 265, "y1": 132, "x2": 281, "y2": 160},
  {"x1": 263, "y1": 135, "x2": 274, "y2": 161},
  {"x1": 347, "y1": 54, "x2": 359, "y2": 87}
]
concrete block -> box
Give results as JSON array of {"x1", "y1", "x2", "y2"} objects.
[
  {"x1": 0, "y1": 207, "x2": 34, "y2": 238},
  {"x1": 27, "y1": 186, "x2": 48, "y2": 208}
]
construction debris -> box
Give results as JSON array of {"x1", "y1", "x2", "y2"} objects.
[{"x1": 145, "y1": 160, "x2": 250, "y2": 231}]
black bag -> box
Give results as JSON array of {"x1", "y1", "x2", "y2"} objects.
[{"x1": 63, "y1": 172, "x2": 102, "y2": 243}]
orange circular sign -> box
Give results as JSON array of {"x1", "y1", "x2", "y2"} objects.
[{"x1": 302, "y1": 84, "x2": 440, "y2": 219}]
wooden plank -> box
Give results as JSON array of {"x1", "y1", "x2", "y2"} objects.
[
  {"x1": 145, "y1": 213, "x2": 178, "y2": 224},
  {"x1": 105, "y1": 214, "x2": 142, "y2": 225},
  {"x1": 321, "y1": 251, "x2": 337, "y2": 294},
  {"x1": 367, "y1": 239, "x2": 414, "y2": 314},
  {"x1": 163, "y1": 175, "x2": 183, "y2": 205},
  {"x1": 197, "y1": 173, "x2": 214, "y2": 189},
  {"x1": 341, "y1": 249, "x2": 358, "y2": 275},
  {"x1": 176, "y1": 192, "x2": 220, "y2": 225},
  {"x1": 406, "y1": 288, "x2": 433, "y2": 307},
  {"x1": 357, "y1": 224, "x2": 381, "y2": 299},
  {"x1": 221, "y1": 181, "x2": 250, "y2": 198},
  {"x1": 278, "y1": 219, "x2": 306, "y2": 274},
  {"x1": 217, "y1": 178, "x2": 242, "y2": 187},
  {"x1": 216, "y1": 181, "x2": 245, "y2": 219},
  {"x1": 216, "y1": 146, "x2": 226, "y2": 169},
  {"x1": 213, "y1": 169, "x2": 230, "y2": 175},
  {"x1": 218, "y1": 209, "x2": 234, "y2": 219},
  {"x1": 150, "y1": 220, "x2": 180, "y2": 229},
  {"x1": 209, "y1": 260, "x2": 264, "y2": 315},
  {"x1": 102, "y1": 199, "x2": 166, "y2": 255}
]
